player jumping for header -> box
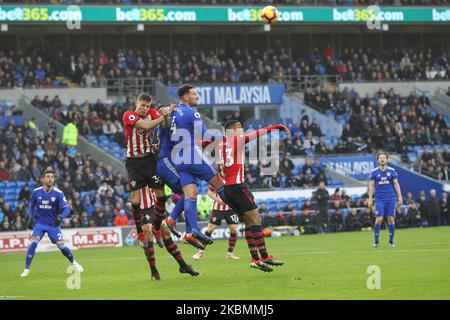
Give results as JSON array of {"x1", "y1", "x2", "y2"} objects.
[
  {"x1": 123, "y1": 93, "x2": 198, "y2": 278},
  {"x1": 368, "y1": 152, "x2": 403, "y2": 247},
  {"x1": 167, "y1": 84, "x2": 232, "y2": 248},
  {"x1": 21, "y1": 169, "x2": 83, "y2": 277},
  {"x1": 216, "y1": 120, "x2": 289, "y2": 272}
]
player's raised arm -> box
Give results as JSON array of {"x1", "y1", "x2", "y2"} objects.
[
  {"x1": 160, "y1": 104, "x2": 177, "y2": 129},
  {"x1": 135, "y1": 113, "x2": 165, "y2": 131},
  {"x1": 244, "y1": 124, "x2": 290, "y2": 143}
]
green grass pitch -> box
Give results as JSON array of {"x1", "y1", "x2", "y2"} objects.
[{"x1": 1, "y1": 227, "x2": 450, "y2": 300}]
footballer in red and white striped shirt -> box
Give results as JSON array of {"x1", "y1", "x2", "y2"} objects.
[
  {"x1": 124, "y1": 93, "x2": 199, "y2": 279},
  {"x1": 123, "y1": 107, "x2": 160, "y2": 158},
  {"x1": 217, "y1": 120, "x2": 289, "y2": 271}
]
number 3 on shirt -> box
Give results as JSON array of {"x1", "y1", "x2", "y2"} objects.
[{"x1": 224, "y1": 148, "x2": 234, "y2": 167}]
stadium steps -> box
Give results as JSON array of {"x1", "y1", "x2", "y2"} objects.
[
  {"x1": 282, "y1": 93, "x2": 343, "y2": 139},
  {"x1": 431, "y1": 89, "x2": 450, "y2": 121},
  {"x1": 290, "y1": 157, "x2": 365, "y2": 187}
]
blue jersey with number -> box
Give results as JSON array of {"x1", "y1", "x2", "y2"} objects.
[
  {"x1": 370, "y1": 166, "x2": 398, "y2": 201},
  {"x1": 167, "y1": 103, "x2": 220, "y2": 186},
  {"x1": 29, "y1": 187, "x2": 70, "y2": 226},
  {"x1": 168, "y1": 104, "x2": 207, "y2": 151}
]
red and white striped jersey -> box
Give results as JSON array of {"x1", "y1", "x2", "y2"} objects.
[
  {"x1": 209, "y1": 177, "x2": 230, "y2": 211},
  {"x1": 219, "y1": 125, "x2": 284, "y2": 185},
  {"x1": 220, "y1": 135, "x2": 246, "y2": 185},
  {"x1": 123, "y1": 108, "x2": 160, "y2": 158},
  {"x1": 140, "y1": 186, "x2": 156, "y2": 210}
]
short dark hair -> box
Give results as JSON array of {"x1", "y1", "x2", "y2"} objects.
[
  {"x1": 377, "y1": 151, "x2": 389, "y2": 160},
  {"x1": 225, "y1": 120, "x2": 241, "y2": 130},
  {"x1": 177, "y1": 84, "x2": 194, "y2": 99},
  {"x1": 137, "y1": 93, "x2": 152, "y2": 103},
  {"x1": 42, "y1": 168, "x2": 55, "y2": 177}
]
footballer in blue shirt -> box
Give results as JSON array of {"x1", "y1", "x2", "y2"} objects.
[
  {"x1": 167, "y1": 84, "x2": 231, "y2": 248},
  {"x1": 20, "y1": 169, "x2": 84, "y2": 277},
  {"x1": 368, "y1": 152, "x2": 403, "y2": 247}
]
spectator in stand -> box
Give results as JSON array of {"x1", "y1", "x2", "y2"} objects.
[
  {"x1": 345, "y1": 208, "x2": 362, "y2": 231},
  {"x1": 426, "y1": 189, "x2": 440, "y2": 226},
  {"x1": 259, "y1": 202, "x2": 269, "y2": 215},
  {"x1": 299, "y1": 208, "x2": 317, "y2": 234},
  {"x1": 287, "y1": 209, "x2": 301, "y2": 228},
  {"x1": 330, "y1": 188, "x2": 342, "y2": 203},
  {"x1": 404, "y1": 192, "x2": 415, "y2": 206},
  {"x1": 80, "y1": 211, "x2": 90, "y2": 228},
  {"x1": 114, "y1": 209, "x2": 129, "y2": 227},
  {"x1": 329, "y1": 201, "x2": 344, "y2": 232},
  {"x1": 406, "y1": 203, "x2": 422, "y2": 228},
  {"x1": 261, "y1": 211, "x2": 279, "y2": 229},
  {"x1": 93, "y1": 207, "x2": 108, "y2": 227},
  {"x1": 439, "y1": 192, "x2": 449, "y2": 226},
  {"x1": 18, "y1": 185, "x2": 31, "y2": 204},
  {"x1": 313, "y1": 181, "x2": 330, "y2": 233}
]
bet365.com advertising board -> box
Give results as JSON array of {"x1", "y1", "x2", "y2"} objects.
[{"x1": 0, "y1": 6, "x2": 450, "y2": 24}]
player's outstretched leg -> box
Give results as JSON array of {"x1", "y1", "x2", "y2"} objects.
[
  {"x1": 57, "y1": 242, "x2": 83, "y2": 273},
  {"x1": 21, "y1": 237, "x2": 40, "y2": 277},
  {"x1": 193, "y1": 225, "x2": 215, "y2": 260},
  {"x1": 184, "y1": 198, "x2": 213, "y2": 246},
  {"x1": 161, "y1": 226, "x2": 199, "y2": 276}
]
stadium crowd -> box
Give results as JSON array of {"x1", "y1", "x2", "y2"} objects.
[
  {"x1": 0, "y1": 0, "x2": 448, "y2": 6},
  {"x1": 0, "y1": 113, "x2": 136, "y2": 231},
  {"x1": 1, "y1": 46, "x2": 450, "y2": 89},
  {"x1": 305, "y1": 87, "x2": 450, "y2": 167}
]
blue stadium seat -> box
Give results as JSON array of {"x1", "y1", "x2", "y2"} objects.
[
  {"x1": 0, "y1": 182, "x2": 5, "y2": 189},
  {"x1": 424, "y1": 145, "x2": 433, "y2": 153},
  {"x1": 407, "y1": 153, "x2": 417, "y2": 163},
  {"x1": 5, "y1": 195, "x2": 16, "y2": 202},
  {"x1": 6, "y1": 182, "x2": 17, "y2": 188},
  {"x1": 16, "y1": 181, "x2": 26, "y2": 188},
  {"x1": 12, "y1": 115, "x2": 25, "y2": 126},
  {"x1": 276, "y1": 198, "x2": 287, "y2": 210}
]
